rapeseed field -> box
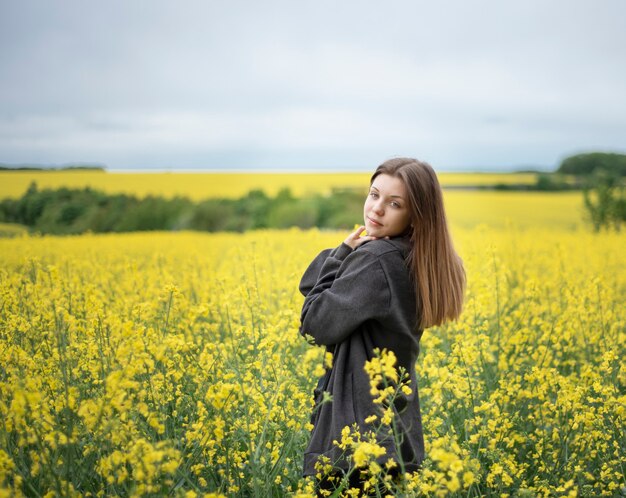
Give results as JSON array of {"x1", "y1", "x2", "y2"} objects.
[{"x1": 0, "y1": 221, "x2": 623, "y2": 496}]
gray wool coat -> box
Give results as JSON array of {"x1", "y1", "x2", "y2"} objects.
[{"x1": 298, "y1": 234, "x2": 425, "y2": 478}]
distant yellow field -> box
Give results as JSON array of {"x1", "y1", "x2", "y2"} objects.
[
  {"x1": 0, "y1": 170, "x2": 539, "y2": 200},
  {"x1": 444, "y1": 191, "x2": 585, "y2": 230}
]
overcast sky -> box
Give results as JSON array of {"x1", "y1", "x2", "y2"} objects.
[{"x1": 1, "y1": 0, "x2": 625, "y2": 171}]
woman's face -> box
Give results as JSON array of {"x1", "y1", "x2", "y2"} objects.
[{"x1": 363, "y1": 173, "x2": 412, "y2": 238}]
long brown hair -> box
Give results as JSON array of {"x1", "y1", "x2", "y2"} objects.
[{"x1": 370, "y1": 157, "x2": 466, "y2": 329}]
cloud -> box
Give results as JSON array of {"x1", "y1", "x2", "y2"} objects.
[{"x1": 0, "y1": 0, "x2": 625, "y2": 170}]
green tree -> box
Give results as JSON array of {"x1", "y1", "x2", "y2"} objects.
[
  {"x1": 582, "y1": 169, "x2": 626, "y2": 231},
  {"x1": 558, "y1": 152, "x2": 626, "y2": 176}
]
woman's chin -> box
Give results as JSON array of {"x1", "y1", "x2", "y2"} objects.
[{"x1": 365, "y1": 224, "x2": 385, "y2": 238}]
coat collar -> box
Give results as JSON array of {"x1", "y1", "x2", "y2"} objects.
[
  {"x1": 358, "y1": 234, "x2": 412, "y2": 259},
  {"x1": 386, "y1": 234, "x2": 412, "y2": 258}
]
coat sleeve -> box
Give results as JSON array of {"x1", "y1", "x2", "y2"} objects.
[
  {"x1": 298, "y1": 243, "x2": 354, "y2": 297},
  {"x1": 299, "y1": 248, "x2": 391, "y2": 346}
]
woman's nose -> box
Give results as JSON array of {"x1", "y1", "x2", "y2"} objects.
[{"x1": 373, "y1": 201, "x2": 384, "y2": 214}]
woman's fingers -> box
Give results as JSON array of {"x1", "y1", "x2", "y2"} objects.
[
  {"x1": 354, "y1": 235, "x2": 377, "y2": 246},
  {"x1": 348, "y1": 226, "x2": 365, "y2": 241},
  {"x1": 346, "y1": 225, "x2": 390, "y2": 248}
]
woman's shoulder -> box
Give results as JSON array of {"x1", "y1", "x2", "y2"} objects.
[{"x1": 355, "y1": 236, "x2": 411, "y2": 260}]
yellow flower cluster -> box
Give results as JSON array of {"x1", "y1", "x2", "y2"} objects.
[
  {"x1": 362, "y1": 348, "x2": 414, "y2": 430},
  {"x1": 0, "y1": 221, "x2": 623, "y2": 496},
  {"x1": 326, "y1": 424, "x2": 394, "y2": 496},
  {"x1": 363, "y1": 348, "x2": 405, "y2": 404},
  {"x1": 352, "y1": 441, "x2": 386, "y2": 469},
  {"x1": 403, "y1": 434, "x2": 479, "y2": 497},
  {"x1": 332, "y1": 425, "x2": 387, "y2": 470}
]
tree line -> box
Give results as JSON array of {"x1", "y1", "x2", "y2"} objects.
[
  {"x1": 1, "y1": 152, "x2": 624, "y2": 234},
  {"x1": 0, "y1": 164, "x2": 105, "y2": 171},
  {"x1": 0, "y1": 182, "x2": 368, "y2": 235}
]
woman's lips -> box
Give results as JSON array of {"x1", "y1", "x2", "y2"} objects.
[{"x1": 367, "y1": 216, "x2": 383, "y2": 226}]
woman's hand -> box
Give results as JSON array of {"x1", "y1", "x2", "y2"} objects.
[{"x1": 343, "y1": 225, "x2": 388, "y2": 250}]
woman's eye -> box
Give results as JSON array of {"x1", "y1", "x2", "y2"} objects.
[{"x1": 369, "y1": 192, "x2": 401, "y2": 208}]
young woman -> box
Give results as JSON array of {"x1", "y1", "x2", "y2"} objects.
[{"x1": 298, "y1": 157, "x2": 466, "y2": 495}]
